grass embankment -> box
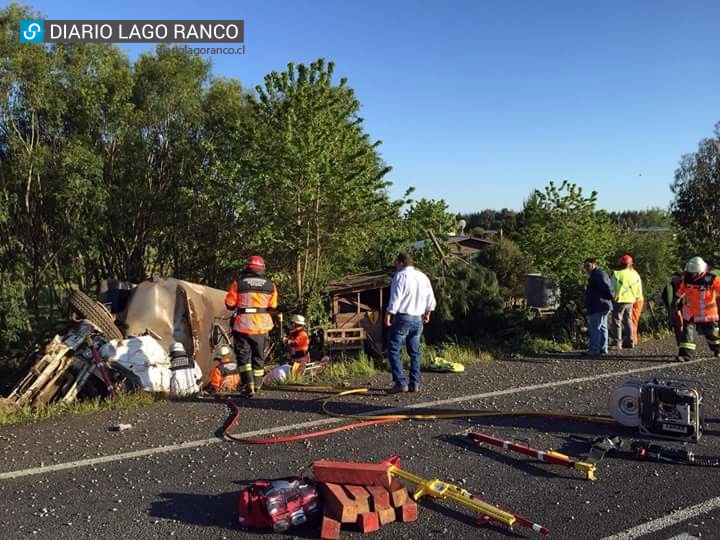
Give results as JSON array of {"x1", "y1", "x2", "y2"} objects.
[{"x1": 0, "y1": 391, "x2": 165, "y2": 426}]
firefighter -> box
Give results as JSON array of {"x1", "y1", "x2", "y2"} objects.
[
  {"x1": 611, "y1": 254, "x2": 643, "y2": 349},
  {"x1": 207, "y1": 344, "x2": 240, "y2": 393},
  {"x1": 225, "y1": 255, "x2": 278, "y2": 396},
  {"x1": 286, "y1": 314, "x2": 310, "y2": 365},
  {"x1": 673, "y1": 256, "x2": 720, "y2": 361}
]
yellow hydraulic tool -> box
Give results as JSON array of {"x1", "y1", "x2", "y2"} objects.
[{"x1": 383, "y1": 457, "x2": 549, "y2": 535}]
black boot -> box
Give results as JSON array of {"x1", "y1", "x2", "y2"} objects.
[
  {"x1": 239, "y1": 366, "x2": 255, "y2": 397},
  {"x1": 253, "y1": 369, "x2": 265, "y2": 391}
]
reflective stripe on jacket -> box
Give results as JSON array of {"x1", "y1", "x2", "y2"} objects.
[
  {"x1": 225, "y1": 275, "x2": 278, "y2": 334},
  {"x1": 677, "y1": 273, "x2": 720, "y2": 323},
  {"x1": 613, "y1": 268, "x2": 643, "y2": 303}
]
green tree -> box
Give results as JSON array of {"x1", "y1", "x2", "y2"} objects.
[
  {"x1": 243, "y1": 59, "x2": 395, "y2": 310},
  {"x1": 671, "y1": 122, "x2": 720, "y2": 263},
  {"x1": 475, "y1": 238, "x2": 534, "y2": 299},
  {"x1": 403, "y1": 197, "x2": 456, "y2": 242},
  {"x1": 423, "y1": 258, "x2": 503, "y2": 342},
  {"x1": 616, "y1": 231, "x2": 679, "y2": 308},
  {"x1": 518, "y1": 181, "x2": 618, "y2": 306}
]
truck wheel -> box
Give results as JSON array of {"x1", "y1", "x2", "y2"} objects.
[{"x1": 67, "y1": 289, "x2": 124, "y2": 341}]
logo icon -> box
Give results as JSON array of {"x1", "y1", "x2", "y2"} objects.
[{"x1": 20, "y1": 20, "x2": 44, "y2": 43}]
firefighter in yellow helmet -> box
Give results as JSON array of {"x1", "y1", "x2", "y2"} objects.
[{"x1": 207, "y1": 345, "x2": 240, "y2": 393}]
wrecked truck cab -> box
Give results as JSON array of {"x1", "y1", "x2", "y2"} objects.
[{"x1": 114, "y1": 277, "x2": 232, "y2": 382}]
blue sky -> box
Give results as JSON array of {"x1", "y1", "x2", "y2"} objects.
[{"x1": 25, "y1": 0, "x2": 720, "y2": 213}]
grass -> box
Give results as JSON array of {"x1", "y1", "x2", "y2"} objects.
[
  {"x1": 505, "y1": 336, "x2": 574, "y2": 358},
  {"x1": 0, "y1": 391, "x2": 165, "y2": 426},
  {"x1": 264, "y1": 351, "x2": 381, "y2": 387},
  {"x1": 321, "y1": 352, "x2": 379, "y2": 380}
]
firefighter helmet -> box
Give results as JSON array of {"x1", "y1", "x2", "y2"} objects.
[
  {"x1": 290, "y1": 314, "x2": 306, "y2": 326},
  {"x1": 685, "y1": 256, "x2": 708, "y2": 274},
  {"x1": 170, "y1": 342, "x2": 186, "y2": 354},
  {"x1": 245, "y1": 255, "x2": 266, "y2": 273},
  {"x1": 214, "y1": 344, "x2": 232, "y2": 360},
  {"x1": 618, "y1": 254, "x2": 634, "y2": 267}
]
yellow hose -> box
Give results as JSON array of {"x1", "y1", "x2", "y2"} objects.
[
  {"x1": 262, "y1": 383, "x2": 618, "y2": 426},
  {"x1": 319, "y1": 387, "x2": 619, "y2": 425}
]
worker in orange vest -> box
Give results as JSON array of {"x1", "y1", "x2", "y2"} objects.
[
  {"x1": 674, "y1": 256, "x2": 720, "y2": 361},
  {"x1": 207, "y1": 344, "x2": 240, "y2": 393},
  {"x1": 225, "y1": 255, "x2": 278, "y2": 396},
  {"x1": 286, "y1": 314, "x2": 310, "y2": 365}
]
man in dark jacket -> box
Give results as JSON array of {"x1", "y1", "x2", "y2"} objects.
[
  {"x1": 661, "y1": 272, "x2": 683, "y2": 345},
  {"x1": 584, "y1": 258, "x2": 615, "y2": 356}
]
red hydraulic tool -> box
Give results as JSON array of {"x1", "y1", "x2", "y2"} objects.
[{"x1": 468, "y1": 432, "x2": 597, "y2": 480}]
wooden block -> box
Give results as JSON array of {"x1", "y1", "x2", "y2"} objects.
[
  {"x1": 313, "y1": 460, "x2": 393, "y2": 489},
  {"x1": 357, "y1": 512, "x2": 380, "y2": 533},
  {"x1": 319, "y1": 482, "x2": 359, "y2": 523},
  {"x1": 389, "y1": 479, "x2": 409, "y2": 508},
  {"x1": 396, "y1": 501, "x2": 418, "y2": 522},
  {"x1": 344, "y1": 485, "x2": 371, "y2": 514},
  {"x1": 376, "y1": 504, "x2": 396, "y2": 526},
  {"x1": 366, "y1": 485, "x2": 391, "y2": 509},
  {"x1": 320, "y1": 515, "x2": 342, "y2": 540}
]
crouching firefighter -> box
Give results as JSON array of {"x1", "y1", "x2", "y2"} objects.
[
  {"x1": 207, "y1": 345, "x2": 240, "y2": 393},
  {"x1": 287, "y1": 314, "x2": 310, "y2": 364},
  {"x1": 674, "y1": 256, "x2": 720, "y2": 361},
  {"x1": 225, "y1": 255, "x2": 278, "y2": 396}
]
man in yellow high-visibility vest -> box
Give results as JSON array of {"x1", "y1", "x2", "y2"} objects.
[{"x1": 611, "y1": 254, "x2": 643, "y2": 349}]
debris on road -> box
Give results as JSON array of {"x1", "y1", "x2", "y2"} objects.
[{"x1": 109, "y1": 423, "x2": 133, "y2": 432}]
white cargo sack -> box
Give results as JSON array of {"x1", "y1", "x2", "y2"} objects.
[
  {"x1": 170, "y1": 364, "x2": 203, "y2": 397},
  {"x1": 101, "y1": 336, "x2": 172, "y2": 392}
]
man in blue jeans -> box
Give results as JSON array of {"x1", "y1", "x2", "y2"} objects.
[
  {"x1": 583, "y1": 258, "x2": 614, "y2": 356},
  {"x1": 384, "y1": 253, "x2": 437, "y2": 394}
]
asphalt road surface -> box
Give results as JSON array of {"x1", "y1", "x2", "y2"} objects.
[{"x1": 2, "y1": 338, "x2": 720, "y2": 540}]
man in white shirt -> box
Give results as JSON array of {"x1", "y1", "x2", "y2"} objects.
[{"x1": 384, "y1": 252, "x2": 437, "y2": 394}]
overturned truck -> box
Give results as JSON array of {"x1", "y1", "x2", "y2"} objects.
[{"x1": 5, "y1": 278, "x2": 231, "y2": 408}]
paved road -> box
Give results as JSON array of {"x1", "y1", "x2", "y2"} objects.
[{"x1": 1, "y1": 339, "x2": 720, "y2": 539}]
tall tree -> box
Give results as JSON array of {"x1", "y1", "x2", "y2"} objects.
[
  {"x1": 519, "y1": 181, "x2": 618, "y2": 306},
  {"x1": 671, "y1": 122, "x2": 720, "y2": 263},
  {"x1": 245, "y1": 59, "x2": 394, "y2": 309},
  {"x1": 404, "y1": 197, "x2": 456, "y2": 241}
]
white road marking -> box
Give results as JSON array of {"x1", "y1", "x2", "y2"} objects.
[
  {"x1": 602, "y1": 496, "x2": 720, "y2": 539},
  {"x1": 666, "y1": 534, "x2": 701, "y2": 540},
  {"x1": 0, "y1": 358, "x2": 705, "y2": 481}
]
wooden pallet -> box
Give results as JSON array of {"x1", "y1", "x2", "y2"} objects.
[{"x1": 325, "y1": 327, "x2": 365, "y2": 354}]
